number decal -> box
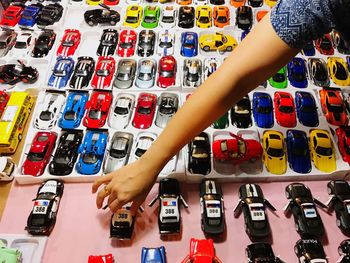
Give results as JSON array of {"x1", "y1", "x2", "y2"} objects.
[{"x1": 165, "y1": 208, "x2": 175, "y2": 215}]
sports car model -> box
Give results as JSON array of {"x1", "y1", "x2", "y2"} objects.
[
  {"x1": 285, "y1": 183, "x2": 326, "y2": 237},
  {"x1": 331, "y1": 30, "x2": 350, "y2": 55},
  {"x1": 142, "y1": 6, "x2": 160, "y2": 28},
  {"x1": 262, "y1": 130, "x2": 286, "y2": 174},
  {"x1": 248, "y1": 0, "x2": 263, "y2": 7},
  {"x1": 336, "y1": 126, "x2": 350, "y2": 164},
  {"x1": 212, "y1": 112, "x2": 228, "y2": 129},
  {"x1": 117, "y1": 29, "x2": 137, "y2": 57},
  {"x1": 113, "y1": 59, "x2": 136, "y2": 89},
  {"x1": 294, "y1": 239, "x2": 327, "y2": 263},
  {"x1": 83, "y1": 91, "x2": 112, "y2": 128},
  {"x1": 328, "y1": 57, "x2": 350, "y2": 86},
  {"x1": 0, "y1": 30, "x2": 17, "y2": 57},
  {"x1": 236, "y1": 6, "x2": 253, "y2": 31},
  {"x1": 48, "y1": 57, "x2": 75, "y2": 89},
  {"x1": 123, "y1": 5, "x2": 142, "y2": 28},
  {"x1": 110, "y1": 202, "x2": 140, "y2": 239},
  {"x1": 32, "y1": 30, "x2": 56, "y2": 58},
  {"x1": 183, "y1": 59, "x2": 202, "y2": 87},
  {"x1": 230, "y1": 0, "x2": 246, "y2": 7},
  {"x1": 315, "y1": 33, "x2": 334, "y2": 55},
  {"x1": 160, "y1": 6, "x2": 177, "y2": 28},
  {"x1": 84, "y1": 8, "x2": 120, "y2": 26},
  {"x1": 307, "y1": 58, "x2": 330, "y2": 87},
  {"x1": 0, "y1": 90, "x2": 9, "y2": 117},
  {"x1": 157, "y1": 55, "x2": 177, "y2": 88},
  {"x1": 188, "y1": 132, "x2": 211, "y2": 175},
  {"x1": 109, "y1": 93, "x2": 135, "y2": 129},
  {"x1": 104, "y1": 132, "x2": 133, "y2": 174},
  {"x1": 22, "y1": 132, "x2": 57, "y2": 177},
  {"x1": 196, "y1": 6, "x2": 212, "y2": 28},
  {"x1": 287, "y1": 57, "x2": 308, "y2": 88},
  {"x1": 57, "y1": 29, "x2": 81, "y2": 57},
  {"x1": 213, "y1": 6, "x2": 230, "y2": 28},
  {"x1": 129, "y1": 132, "x2": 157, "y2": 162},
  {"x1": 199, "y1": 32, "x2": 237, "y2": 52},
  {"x1": 91, "y1": 56, "x2": 115, "y2": 89},
  {"x1": 141, "y1": 246, "x2": 166, "y2": 263},
  {"x1": 58, "y1": 92, "x2": 89, "y2": 129},
  {"x1": 301, "y1": 41, "x2": 316, "y2": 56},
  {"x1": 13, "y1": 31, "x2": 36, "y2": 57},
  {"x1": 268, "y1": 67, "x2": 288, "y2": 89},
  {"x1": 203, "y1": 57, "x2": 220, "y2": 80},
  {"x1": 135, "y1": 58, "x2": 157, "y2": 89},
  {"x1": 295, "y1": 91, "x2": 318, "y2": 127},
  {"x1": 0, "y1": 157, "x2": 15, "y2": 181},
  {"x1": 137, "y1": 30, "x2": 155, "y2": 57},
  {"x1": 0, "y1": 61, "x2": 38, "y2": 85},
  {"x1": 210, "y1": 0, "x2": 224, "y2": 4},
  {"x1": 97, "y1": 29, "x2": 118, "y2": 57},
  {"x1": 157, "y1": 30, "x2": 175, "y2": 56},
  {"x1": 177, "y1": 0, "x2": 192, "y2": 5},
  {"x1": 181, "y1": 32, "x2": 198, "y2": 57},
  {"x1": 149, "y1": 178, "x2": 188, "y2": 234},
  {"x1": 155, "y1": 92, "x2": 178, "y2": 128},
  {"x1": 181, "y1": 238, "x2": 222, "y2": 263},
  {"x1": 36, "y1": 3, "x2": 63, "y2": 27},
  {"x1": 338, "y1": 239, "x2": 350, "y2": 263},
  {"x1": 26, "y1": 180, "x2": 64, "y2": 235},
  {"x1": 0, "y1": 5, "x2": 23, "y2": 27},
  {"x1": 246, "y1": 243, "x2": 284, "y2": 263},
  {"x1": 252, "y1": 92, "x2": 273, "y2": 128},
  {"x1": 18, "y1": 4, "x2": 42, "y2": 28},
  {"x1": 274, "y1": 91, "x2": 296, "y2": 128},
  {"x1": 286, "y1": 130, "x2": 311, "y2": 174},
  {"x1": 132, "y1": 92, "x2": 157, "y2": 129},
  {"x1": 88, "y1": 254, "x2": 114, "y2": 263},
  {"x1": 76, "y1": 131, "x2": 107, "y2": 175},
  {"x1": 69, "y1": 56, "x2": 95, "y2": 89},
  {"x1": 319, "y1": 89, "x2": 348, "y2": 126},
  {"x1": 178, "y1": 6, "x2": 195, "y2": 29},
  {"x1": 256, "y1": 10, "x2": 268, "y2": 22},
  {"x1": 231, "y1": 95, "x2": 252, "y2": 128}
]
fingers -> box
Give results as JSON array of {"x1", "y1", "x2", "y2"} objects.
[
  {"x1": 92, "y1": 173, "x2": 113, "y2": 193},
  {"x1": 108, "y1": 198, "x2": 121, "y2": 213},
  {"x1": 130, "y1": 196, "x2": 145, "y2": 215},
  {"x1": 96, "y1": 184, "x2": 112, "y2": 209}
]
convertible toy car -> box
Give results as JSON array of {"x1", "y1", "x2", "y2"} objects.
[
  {"x1": 69, "y1": 56, "x2": 95, "y2": 89},
  {"x1": 273, "y1": 91, "x2": 296, "y2": 128},
  {"x1": 294, "y1": 239, "x2": 327, "y2": 263},
  {"x1": 236, "y1": 6, "x2": 253, "y2": 30},
  {"x1": 129, "y1": 132, "x2": 157, "y2": 162},
  {"x1": 336, "y1": 126, "x2": 350, "y2": 164},
  {"x1": 18, "y1": 3, "x2": 42, "y2": 28},
  {"x1": 307, "y1": 58, "x2": 330, "y2": 87},
  {"x1": 204, "y1": 57, "x2": 220, "y2": 80},
  {"x1": 160, "y1": 6, "x2": 177, "y2": 28},
  {"x1": 231, "y1": 95, "x2": 252, "y2": 128},
  {"x1": 155, "y1": 92, "x2": 178, "y2": 128},
  {"x1": 88, "y1": 254, "x2": 114, "y2": 263},
  {"x1": 246, "y1": 243, "x2": 284, "y2": 263},
  {"x1": 181, "y1": 32, "x2": 198, "y2": 57},
  {"x1": 57, "y1": 29, "x2": 81, "y2": 57},
  {"x1": 157, "y1": 30, "x2": 175, "y2": 56},
  {"x1": 113, "y1": 59, "x2": 136, "y2": 89},
  {"x1": 287, "y1": 57, "x2": 308, "y2": 88},
  {"x1": 108, "y1": 93, "x2": 135, "y2": 129},
  {"x1": 199, "y1": 32, "x2": 237, "y2": 52},
  {"x1": 286, "y1": 130, "x2": 311, "y2": 174},
  {"x1": 142, "y1": 6, "x2": 160, "y2": 28},
  {"x1": 252, "y1": 92, "x2": 274, "y2": 128},
  {"x1": 83, "y1": 91, "x2": 112, "y2": 128},
  {"x1": 31, "y1": 30, "x2": 56, "y2": 58},
  {"x1": 315, "y1": 33, "x2": 334, "y2": 55},
  {"x1": 76, "y1": 131, "x2": 107, "y2": 175},
  {"x1": 181, "y1": 238, "x2": 222, "y2": 263},
  {"x1": 196, "y1": 6, "x2": 212, "y2": 28},
  {"x1": 178, "y1": 6, "x2": 195, "y2": 29},
  {"x1": 141, "y1": 246, "x2": 166, "y2": 263},
  {"x1": 84, "y1": 7, "x2": 120, "y2": 26},
  {"x1": 199, "y1": 180, "x2": 225, "y2": 235},
  {"x1": 48, "y1": 56, "x2": 75, "y2": 89},
  {"x1": 213, "y1": 6, "x2": 230, "y2": 28},
  {"x1": 183, "y1": 59, "x2": 202, "y2": 87},
  {"x1": 0, "y1": 30, "x2": 17, "y2": 57},
  {"x1": 0, "y1": 4, "x2": 23, "y2": 27},
  {"x1": 328, "y1": 57, "x2": 350, "y2": 86},
  {"x1": 26, "y1": 179, "x2": 64, "y2": 235},
  {"x1": 0, "y1": 61, "x2": 38, "y2": 85},
  {"x1": 0, "y1": 90, "x2": 9, "y2": 117},
  {"x1": 234, "y1": 183, "x2": 276, "y2": 239},
  {"x1": 135, "y1": 58, "x2": 157, "y2": 89},
  {"x1": 262, "y1": 130, "x2": 286, "y2": 175},
  {"x1": 149, "y1": 178, "x2": 188, "y2": 234},
  {"x1": 319, "y1": 88, "x2": 348, "y2": 126},
  {"x1": 13, "y1": 31, "x2": 36, "y2": 57},
  {"x1": 124, "y1": 5, "x2": 142, "y2": 28},
  {"x1": 188, "y1": 132, "x2": 211, "y2": 175},
  {"x1": 295, "y1": 91, "x2": 319, "y2": 127},
  {"x1": 285, "y1": 183, "x2": 326, "y2": 238},
  {"x1": 117, "y1": 29, "x2": 137, "y2": 57},
  {"x1": 268, "y1": 66, "x2": 288, "y2": 89},
  {"x1": 97, "y1": 29, "x2": 118, "y2": 56},
  {"x1": 36, "y1": 3, "x2": 63, "y2": 27},
  {"x1": 337, "y1": 239, "x2": 350, "y2": 263},
  {"x1": 137, "y1": 30, "x2": 156, "y2": 57},
  {"x1": 91, "y1": 56, "x2": 115, "y2": 89},
  {"x1": 132, "y1": 92, "x2": 157, "y2": 129},
  {"x1": 0, "y1": 157, "x2": 15, "y2": 181},
  {"x1": 331, "y1": 30, "x2": 350, "y2": 55},
  {"x1": 157, "y1": 55, "x2": 177, "y2": 88},
  {"x1": 22, "y1": 132, "x2": 57, "y2": 177}
]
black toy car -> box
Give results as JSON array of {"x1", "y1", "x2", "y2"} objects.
[
  {"x1": 209, "y1": 0, "x2": 225, "y2": 4},
  {"x1": 97, "y1": 29, "x2": 118, "y2": 56},
  {"x1": 285, "y1": 183, "x2": 326, "y2": 238},
  {"x1": 149, "y1": 178, "x2": 188, "y2": 234},
  {"x1": 36, "y1": 3, "x2": 63, "y2": 27},
  {"x1": 32, "y1": 30, "x2": 56, "y2": 58},
  {"x1": 0, "y1": 60, "x2": 38, "y2": 85},
  {"x1": 236, "y1": 6, "x2": 253, "y2": 31},
  {"x1": 294, "y1": 239, "x2": 328, "y2": 263},
  {"x1": 199, "y1": 180, "x2": 225, "y2": 235},
  {"x1": 188, "y1": 132, "x2": 211, "y2": 175},
  {"x1": 137, "y1": 30, "x2": 155, "y2": 57},
  {"x1": 234, "y1": 184, "x2": 276, "y2": 239},
  {"x1": 338, "y1": 239, "x2": 350, "y2": 263},
  {"x1": 248, "y1": 0, "x2": 263, "y2": 7},
  {"x1": 26, "y1": 179, "x2": 64, "y2": 235},
  {"x1": 178, "y1": 6, "x2": 195, "y2": 29},
  {"x1": 326, "y1": 180, "x2": 350, "y2": 235},
  {"x1": 49, "y1": 130, "x2": 84, "y2": 175},
  {"x1": 69, "y1": 56, "x2": 95, "y2": 89},
  {"x1": 230, "y1": 95, "x2": 252, "y2": 128},
  {"x1": 246, "y1": 243, "x2": 284, "y2": 263},
  {"x1": 332, "y1": 31, "x2": 350, "y2": 55},
  {"x1": 84, "y1": 7, "x2": 120, "y2": 26}
]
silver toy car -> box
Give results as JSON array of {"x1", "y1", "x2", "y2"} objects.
[
  {"x1": 155, "y1": 92, "x2": 179, "y2": 128},
  {"x1": 183, "y1": 59, "x2": 202, "y2": 88},
  {"x1": 113, "y1": 59, "x2": 137, "y2": 89},
  {"x1": 307, "y1": 58, "x2": 330, "y2": 87},
  {"x1": 0, "y1": 157, "x2": 15, "y2": 181},
  {"x1": 0, "y1": 30, "x2": 17, "y2": 57},
  {"x1": 129, "y1": 132, "x2": 157, "y2": 163},
  {"x1": 135, "y1": 58, "x2": 157, "y2": 89},
  {"x1": 108, "y1": 93, "x2": 135, "y2": 129}
]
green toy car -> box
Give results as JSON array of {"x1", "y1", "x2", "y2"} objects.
[
  {"x1": 268, "y1": 66, "x2": 288, "y2": 89},
  {"x1": 212, "y1": 112, "x2": 229, "y2": 129},
  {"x1": 0, "y1": 241, "x2": 22, "y2": 263},
  {"x1": 142, "y1": 6, "x2": 160, "y2": 29}
]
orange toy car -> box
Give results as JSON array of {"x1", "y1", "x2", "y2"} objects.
[
  {"x1": 177, "y1": 0, "x2": 192, "y2": 5},
  {"x1": 319, "y1": 89, "x2": 348, "y2": 126},
  {"x1": 213, "y1": 6, "x2": 230, "y2": 28},
  {"x1": 230, "y1": 0, "x2": 246, "y2": 7},
  {"x1": 256, "y1": 10, "x2": 268, "y2": 22}
]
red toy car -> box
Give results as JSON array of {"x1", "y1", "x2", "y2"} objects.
[
  {"x1": 315, "y1": 34, "x2": 334, "y2": 55},
  {"x1": 91, "y1": 56, "x2": 116, "y2": 89},
  {"x1": 132, "y1": 93, "x2": 157, "y2": 129},
  {"x1": 181, "y1": 238, "x2": 222, "y2": 263},
  {"x1": 0, "y1": 5, "x2": 23, "y2": 27},
  {"x1": 336, "y1": 126, "x2": 350, "y2": 164},
  {"x1": 157, "y1": 55, "x2": 177, "y2": 88},
  {"x1": 212, "y1": 132, "x2": 262, "y2": 164},
  {"x1": 273, "y1": 91, "x2": 297, "y2": 128},
  {"x1": 0, "y1": 90, "x2": 10, "y2": 117},
  {"x1": 83, "y1": 91, "x2": 113, "y2": 128},
  {"x1": 56, "y1": 29, "x2": 81, "y2": 57},
  {"x1": 117, "y1": 29, "x2": 137, "y2": 57},
  {"x1": 319, "y1": 89, "x2": 348, "y2": 126},
  {"x1": 103, "y1": 0, "x2": 119, "y2": 5},
  {"x1": 21, "y1": 132, "x2": 57, "y2": 177},
  {"x1": 88, "y1": 254, "x2": 114, "y2": 263}
]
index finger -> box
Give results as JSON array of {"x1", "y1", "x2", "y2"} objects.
[{"x1": 92, "y1": 173, "x2": 113, "y2": 193}]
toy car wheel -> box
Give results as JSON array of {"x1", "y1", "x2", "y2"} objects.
[
  {"x1": 339, "y1": 246, "x2": 343, "y2": 255},
  {"x1": 327, "y1": 185, "x2": 332, "y2": 195},
  {"x1": 88, "y1": 20, "x2": 95, "y2": 26},
  {"x1": 203, "y1": 46, "x2": 210, "y2": 51},
  {"x1": 285, "y1": 189, "x2": 290, "y2": 199},
  {"x1": 337, "y1": 218, "x2": 341, "y2": 227},
  {"x1": 110, "y1": 20, "x2": 116, "y2": 25},
  {"x1": 226, "y1": 46, "x2": 232, "y2": 51},
  {"x1": 18, "y1": 133, "x2": 22, "y2": 141},
  {"x1": 294, "y1": 222, "x2": 300, "y2": 232},
  {"x1": 294, "y1": 245, "x2": 299, "y2": 256}
]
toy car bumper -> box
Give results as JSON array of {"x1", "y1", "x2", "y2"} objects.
[{"x1": 159, "y1": 221, "x2": 180, "y2": 234}]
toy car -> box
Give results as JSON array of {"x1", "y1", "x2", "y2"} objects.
[
  {"x1": 18, "y1": 3, "x2": 43, "y2": 28},
  {"x1": 319, "y1": 89, "x2": 348, "y2": 126},
  {"x1": 91, "y1": 56, "x2": 115, "y2": 89},
  {"x1": 268, "y1": 67, "x2": 288, "y2": 89},
  {"x1": 137, "y1": 30, "x2": 155, "y2": 57},
  {"x1": 88, "y1": 254, "x2": 114, "y2": 263},
  {"x1": 84, "y1": 7, "x2": 120, "y2": 26},
  {"x1": 287, "y1": 57, "x2": 308, "y2": 88},
  {"x1": 183, "y1": 59, "x2": 202, "y2": 87},
  {"x1": 177, "y1": 0, "x2": 192, "y2": 5},
  {"x1": 328, "y1": 57, "x2": 350, "y2": 86},
  {"x1": 157, "y1": 30, "x2": 175, "y2": 56},
  {"x1": 236, "y1": 6, "x2": 253, "y2": 31},
  {"x1": 36, "y1": 3, "x2": 63, "y2": 27},
  {"x1": 69, "y1": 56, "x2": 95, "y2": 89},
  {"x1": 160, "y1": 6, "x2": 177, "y2": 28},
  {"x1": 129, "y1": 132, "x2": 157, "y2": 162},
  {"x1": 110, "y1": 202, "x2": 140, "y2": 239},
  {"x1": 13, "y1": 31, "x2": 36, "y2": 57},
  {"x1": 199, "y1": 32, "x2": 237, "y2": 52},
  {"x1": 273, "y1": 91, "x2": 296, "y2": 128},
  {"x1": 188, "y1": 132, "x2": 211, "y2": 175},
  {"x1": 0, "y1": 240, "x2": 22, "y2": 263},
  {"x1": 26, "y1": 179, "x2": 64, "y2": 235},
  {"x1": 117, "y1": 29, "x2": 137, "y2": 57},
  {"x1": 252, "y1": 92, "x2": 273, "y2": 128},
  {"x1": 149, "y1": 178, "x2": 188, "y2": 234},
  {"x1": 256, "y1": 10, "x2": 268, "y2": 22},
  {"x1": 295, "y1": 91, "x2": 318, "y2": 127},
  {"x1": 76, "y1": 131, "x2": 107, "y2": 175},
  {"x1": 246, "y1": 243, "x2": 283, "y2": 263},
  {"x1": 331, "y1": 30, "x2": 350, "y2": 55},
  {"x1": 262, "y1": 130, "x2": 286, "y2": 174},
  {"x1": 157, "y1": 55, "x2": 177, "y2": 88},
  {"x1": 31, "y1": 30, "x2": 56, "y2": 58},
  {"x1": 83, "y1": 91, "x2": 112, "y2": 128},
  {"x1": 155, "y1": 92, "x2": 178, "y2": 128},
  {"x1": 0, "y1": 30, "x2": 17, "y2": 57},
  {"x1": 141, "y1": 246, "x2": 166, "y2": 263},
  {"x1": 336, "y1": 126, "x2": 350, "y2": 164},
  {"x1": 286, "y1": 130, "x2": 311, "y2": 174},
  {"x1": 231, "y1": 95, "x2": 252, "y2": 128},
  {"x1": 135, "y1": 58, "x2": 157, "y2": 89},
  {"x1": 97, "y1": 29, "x2": 118, "y2": 57},
  {"x1": 48, "y1": 56, "x2": 75, "y2": 89},
  {"x1": 337, "y1": 239, "x2": 350, "y2": 263},
  {"x1": 113, "y1": 59, "x2": 137, "y2": 89},
  {"x1": 108, "y1": 93, "x2": 135, "y2": 129},
  {"x1": 123, "y1": 5, "x2": 143, "y2": 28},
  {"x1": 57, "y1": 29, "x2": 81, "y2": 57},
  {"x1": 204, "y1": 57, "x2": 220, "y2": 80},
  {"x1": 301, "y1": 41, "x2": 316, "y2": 56},
  {"x1": 142, "y1": 6, "x2": 160, "y2": 28},
  {"x1": 132, "y1": 93, "x2": 157, "y2": 129},
  {"x1": 210, "y1": 0, "x2": 224, "y2": 4},
  {"x1": 285, "y1": 183, "x2": 326, "y2": 237},
  {"x1": 178, "y1": 6, "x2": 195, "y2": 29},
  {"x1": 212, "y1": 111, "x2": 229, "y2": 129},
  {"x1": 181, "y1": 32, "x2": 198, "y2": 57},
  {"x1": 0, "y1": 157, "x2": 15, "y2": 181},
  {"x1": 213, "y1": 6, "x2": 230, "y2": 28},
  {"x1": 196, "y1": 6, "x2": 212, "y2": 28},
  {"x1": 315, "y1": 33, "x2": 334, "y2": 55},
  {"x1": 181, "y1": 238, "x2": 222, "y2": 263},
  {"x1": 0, "y1": 61, "x2": 38, "y2": 85},
  {"x1": 307, "y1": 58, "x2": 330, "y2": 87},
  {"x1": 248, "y1": 0, "x2": 263, "y2": 7},
  {"x1": 230, "y1": 0, "x2": 246, "y2": 7},
  {"x1": 294, "y1": 239, "x2": 327, "y2": 263},
  {"x1": 58, "y1": 92, "x2": 89, "y2": 129},
  {"x1": 0, "y1": 4, "x2": 23, "y2": 27},
  {"x1": 0, "y1": 90, "x2": 9, "y2": 117}
]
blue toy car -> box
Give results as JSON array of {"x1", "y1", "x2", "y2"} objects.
[
  {"x1": 347, "y1": 56, "x2": 350, "y2": 71},
  {"x1": 241, "y1": 30, "x2": 249, "y2": 41},
  {"x1": 18, "y1": 4, "x2": 43, "y2": 28},
  {"x1": 301, "y1": 41, "x2": 315, "y2": 56},
  {"x1": 295, "y1": 91, "x2": 319, "y2": 127},
  {"x1": 48, "y1": 56, "x2": 75, "y2": 89},
  {"x1": 141, "y1": 246, "x2": 166, "y2": 263},
  {"x1": 286, "y1": 130, "x2": 311, "y2": 174},
  {"x1": 287, "y1": 57, "x2": 308, "y2": 88},
  {"x1": 58, "y1": 92, "x2": 89, "y2": 129},
  {"x1": 76, "y1": 131, "x2": 107, "y2": 175},
  {"x1": 252, "y1": 92, "x2": 274, "y2": 128},
  {"x1": 180, "y1": 32, "x2": 198, "y2": 57}
]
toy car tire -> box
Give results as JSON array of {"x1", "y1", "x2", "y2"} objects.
[
  {"x1": 327, "y1": 185, "x2": 332, "y2": 195},
  {"x1": 285, "y1": 189, "x2": 290, "y2": 199},
  {"x1": 88, "y1": 20, "x2": 95, "y2": 26},
  {"x1": 110, "y1": 20, "x2": 116, "y2": 25},
  {"x1": 203, "y1": 45, "x2": 210, "y2": 51},
  {"x1": 226, "y1": 46, "x2": 232, "y2": 51},
  {"x1": 18, "y1": 134, "x2": 22, "y2": 141},
  {"x1": 337, "y1": 218, "x2": 341, "y2": 227},
  {"x1": 339, "y1": 246, "x2": 343, "y2": 255},
  {"x1": 295, "y1": 222, "x2": 300, "y2": 232}
]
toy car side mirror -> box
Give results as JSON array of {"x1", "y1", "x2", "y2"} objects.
[
  {"x1": 283, "y1": 201, "x2": 292, "y2": 216},
  {"x1": 313, "y1": 198, "x2": 327, "y2": 209},
  {"x1": 180, "y1": 195, "x2": 188, "y2": 208},
  {"x1": 148, "y1": 196, "x2": 159, "y2": 207},
  {"x1": 264, "y1": 199, "x2": 277, "y2": 212},
  {"x1": 233, "y1": 200, "x2": 242, "y2": 218}
]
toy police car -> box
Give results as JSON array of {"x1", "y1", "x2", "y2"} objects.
[
  {"x1": 246, "y1": 243, "x2": 285, "y2": 263},
  {"x1": 337, "y1": 239, "x2": 350, "y2": 263},
  {"x1": 294, "y1": 239, "x2": 328, "y2": 263}
]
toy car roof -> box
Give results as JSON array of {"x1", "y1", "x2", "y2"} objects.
[
  {"x1": 159, "y1": 178, "x2": 180, "y2": 196},
  {"x1": 239, "y1": 183, "x2": 264, "y2": 200},
  {"x1": 200, "y1": 180, "x2": 222, "y2": 197}
]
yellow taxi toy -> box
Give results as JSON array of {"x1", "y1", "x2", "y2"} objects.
[
  {"x1": 327, "y1": 57, "x2": 350, "y2": 87},
  {"x1": 123, "y1": 5, "x2": 143, "y2": 28},
  {"x1": 196, "y1": 6, "x2": 212, "y2": 28},
  {"x1": 199, "y1": 32, "x2": 237, "y2": 52},
  {"x1": 262, "y1": 130, "x2": 287, "y2": 175}
]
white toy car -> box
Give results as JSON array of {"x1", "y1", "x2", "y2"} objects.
[
  {"x1": 194, "y1": 0, "x2": 209, "y2": 4},
  {"x1": 34, "y1": 92, "x2": 65, "y2": 130},
  {"x1": 157, "y1": 30, "x2": 175, "y2": 56},
  {"x1": 129, "y1": 132, "x2": 157, "y2": 163},
  {"x1": 204, "y1": 57, "x2": 221, "y2": 80},
  {"x1": 13, "y1": 31, "x2": 36, "y2": 57},
  {"x1": 135, "y1": 58, "x2": 157, "y2": 89},
  {"x1": 160, "y1": 6, "x2": 177, "y2": 28},
  {"x1": 108, "y1": 93, "x2": 135, "y2": 130},
  {"x1": 0, "y1": 157, "x2": 15, "y2": 181}
]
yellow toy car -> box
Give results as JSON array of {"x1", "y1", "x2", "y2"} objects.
[
  {"x1": 264, "y1": 0, "x2": 277, "y2": 8},
  {"x1": 262, "y1": 130, "x2": 287, "y2": 175},
  {"x1": 327, "y1": 57, "x2": 350, "y2": 86},
  {"x1": 196, "y1": 6, "x2": 212, "y2": 28},
  {"x1": 123, "y1": 5, "x2": 143, "y2": 28},
  {"x1": 86, "y1": 0, "x2": 102, "y2": 5},
  {"x1": 199, "y1": 32, "x2": 237, "y2": 52},
  {"x1": 309, "y1": 129, "x2": 336, "y2": 173}
]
